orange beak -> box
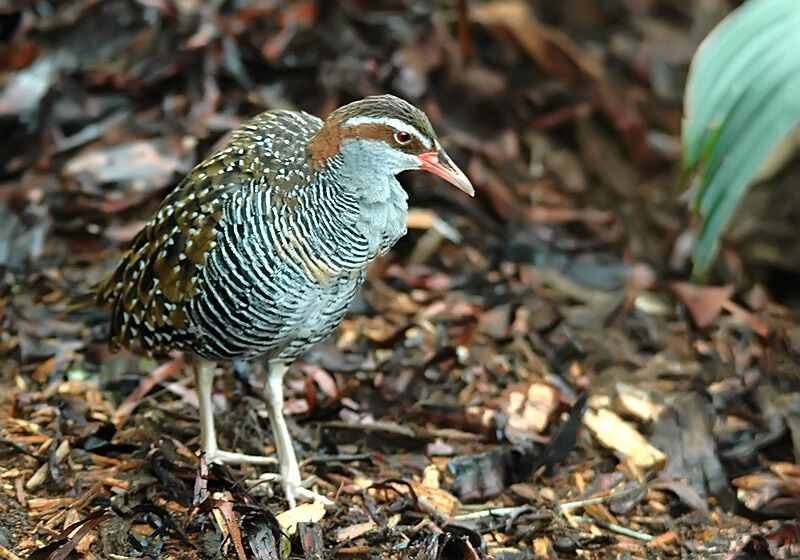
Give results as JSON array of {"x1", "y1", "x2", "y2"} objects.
[{"x1": 417, "y1": 150, "x2": 475, "y2": 196}]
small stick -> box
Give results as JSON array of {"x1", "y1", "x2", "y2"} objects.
[
  {"x1": 112, "y1": 360, "x2": 183, "y2": 428},
  {"x1": 572, "y1": 515, "x2": 654, "y2": 542},
  {"x1": 559, "y1": 482, "x2": 649, "y2": 511},
  {"x1": 0, "y1": 543, "x2": 24, "y2": 560},
  {"x1": 453, "y1": 505, "x2": 532, "y2": 522},
  {"x1": 456, "y1": 0, "x2": 473, "y2": 63}
]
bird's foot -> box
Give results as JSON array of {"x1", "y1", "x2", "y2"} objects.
[
  {"x1": 251, "y1": 472, "x2": 334, "y2": 508},
  {"x1": 203, "y1": 449, "x2": 278, "y2": 466}
]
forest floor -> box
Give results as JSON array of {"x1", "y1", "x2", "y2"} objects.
[{"x1": 1, "y1": 1, "x2": 799, "y2": 559}]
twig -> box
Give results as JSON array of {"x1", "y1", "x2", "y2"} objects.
[
  {"x1": 453, "y1": 505, "x2": 532, "y2": 522},
  {"x1": 0, "y1": 543, "x2": 24, "y2": 560},
  {"x1": 456, "y1": 0, "x2": 473, "y2": 63},
  {"x1": 0, "y1": 438, "x2": 47, "y2": 462},
  {"x1": 112, "y1": 360, "x2": 183, "y2": 428},
  {"x1": 305, "y1": 452, "x2": 373, "y2": 465},
  {"x1": 559, "y1": 482, "x2": 649, "y2": 512},
  {"x1": 572, "y1": 516, "x2": 654, "y2": 542}
]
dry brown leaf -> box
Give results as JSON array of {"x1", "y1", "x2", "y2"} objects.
[
  {"x1": 64, "y1": 140, "x2": 185, "y2": 193},
  {"x1": 466, "y1": 157, "x2": 527, "y2": 222},
  {"x1": 213, "y1": 499, "x2": 247, "y2": 560},
  {"x1": 721, "y1": 299, "x2": 770, "y2": 337},
  {"x1": 366, "y1": 479, "x2": 460, "y2": 518},
  {"x1": 470, "y1": 0, "x2": 602, "y2": 80},
  {"x1": 670, "y1": 282, "x2": 735, "y2": 328}
]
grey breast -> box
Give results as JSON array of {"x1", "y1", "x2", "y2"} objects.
[{"x1": 184, "y1": 111, "x2": 371, "y2": 362}]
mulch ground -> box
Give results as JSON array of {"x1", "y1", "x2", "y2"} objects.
[{"x1": 1, "y1": 1, "x2": 799, "y2": 559}]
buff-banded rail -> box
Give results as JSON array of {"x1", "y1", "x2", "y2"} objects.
[{"x1": 82, "y1": 95, "x2": 474, "y2": 506}]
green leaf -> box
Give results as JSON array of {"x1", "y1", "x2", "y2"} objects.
[{"x1": 680, "y1": 0, "x2": 800, "y2": 277}]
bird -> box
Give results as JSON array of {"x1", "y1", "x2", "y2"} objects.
[{"x1": 83, "y1": 94, "x2": 474, "y2": 506}]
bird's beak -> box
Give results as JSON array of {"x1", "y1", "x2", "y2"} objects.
[{"x1": 417, "y1": 150, "x2": 475, "y2": 196}]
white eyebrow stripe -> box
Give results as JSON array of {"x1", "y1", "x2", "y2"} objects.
[{"x1": 341, "y1": 115, "x2": 433, "y2": 149}]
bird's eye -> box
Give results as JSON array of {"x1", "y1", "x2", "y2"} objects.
[{"x1": 395, "y1": 130, "x2": 412, "y2": 144}]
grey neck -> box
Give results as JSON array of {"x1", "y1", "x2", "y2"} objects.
[{"x1": 323, "y1": 144, "x2": 410, "y2": 258}]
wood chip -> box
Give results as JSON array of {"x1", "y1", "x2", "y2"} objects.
[
  {"x1": 276, "y1": 501, "x2": 326, "y2": 535},
  {"x1": 409, "y1": 481, "x2": 461, "y2": 518},
  {"x1": 583, "y1": 408, "x2": 666, "y2": 470},
  {"x1": 647, "y1": 530, "x2": 678, "y2": 548},
  {"x1": 0, "y1": 543, "x2": 24, "y2": 560},
  {"x1": 533, "y1": 537, "x2": 553, "y2": 558},
  {"x1": 616, "y1": 391, "x2": 664, "y2": 423},
  {"x1": 421, "y1": 464, "x2": 441, "y2": 489},
  {"x1": 25, "y1": 439, "x2": 70, "y2": 491},
  {"x1": 406, "y1": 208, "x2": 437, "y2": 229},
  {"x1": 502, "y1": 382, "x2": 560, "y2": 435},
  {"x1": 336, "y1": 520, "x2": 377, "y2": 542}
]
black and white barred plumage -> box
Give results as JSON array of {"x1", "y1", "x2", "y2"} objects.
[
  {"x1": 84, "y1": 95, "x2": 474, "y2": 501},
  {"x1": 92, "y1": 95, "x2": 466, "y2": 362}
]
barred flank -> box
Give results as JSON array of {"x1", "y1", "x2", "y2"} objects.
[{"x1": 93, "y1": 110, "x2": 372, "y2": 362}]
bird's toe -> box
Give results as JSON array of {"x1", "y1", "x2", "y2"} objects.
[{"x1": 204, "y1": 449, "x2": 278, "y2": 466}]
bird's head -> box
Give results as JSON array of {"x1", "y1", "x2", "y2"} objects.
[{"x1": 308, "y1": 95, "x2": 474, "y2": 196}]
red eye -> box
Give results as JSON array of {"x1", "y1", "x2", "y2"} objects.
[{"x1": 395, "y1": 130, "x2": 412, "y2": 144}]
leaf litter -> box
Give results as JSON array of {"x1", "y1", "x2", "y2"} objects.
[{"x1": 1, "y1": 1, "x2": 799, "y2": 559}]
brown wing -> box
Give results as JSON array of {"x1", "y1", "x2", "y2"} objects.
[
  {"x1": 92, "y1": 109, "x2": 323, "y2": 357},
  {"x1": 94, "y1": 163, "x2": 231, "y2": 356}
]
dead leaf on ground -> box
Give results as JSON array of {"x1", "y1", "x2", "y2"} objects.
[
  {"x1": 64, "y1": 140, "x2": 188, "y2": 194},
  {"x1": 671, "y1": 282, "x2": 734, "y2": 328},
  {"x1": 470, "y1": 0, "x2": 603, "y2": 80}
]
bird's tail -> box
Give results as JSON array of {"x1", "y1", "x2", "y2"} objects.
[
  {"x1": 62, "y1": 276, "x2": 115, "y2": 314},
  {"x1": 63, "y1": 289, "x2": 100, "y2": 312}
]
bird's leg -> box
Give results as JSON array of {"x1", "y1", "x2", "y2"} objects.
[
  {"x1": 193, "y1": 359, "x2": 277, "y2": 466},
  {"x1": 195, "y1": 359, "x2": 219, "y2": 456},
  {"x1": 262, "y1": 362, "x2": 331, "y2": 507},
  {"x1": 263, "y1": 362, "x2": 300, "y2": 505}
]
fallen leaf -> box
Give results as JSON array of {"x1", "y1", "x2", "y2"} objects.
[
  {"x1": 470, "y1": 0, "x2": 602, "y2": 80},
  {"x1": 721, "y1": 299, "x2": 770, "y2": 337},
  {"x1": 64, "y1": 140, "x2": 186, "y2": 194},
  {"x1": 671, "y1": 282, "x2": 735, "y2": 328}
]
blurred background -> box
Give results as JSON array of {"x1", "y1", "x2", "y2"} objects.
[
  {"x1": 2, "y1": 0, "x2": 800, "y2": 293},
  {"x1": 1, "y1": 1, "x2": 799, "y2": 558}
]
